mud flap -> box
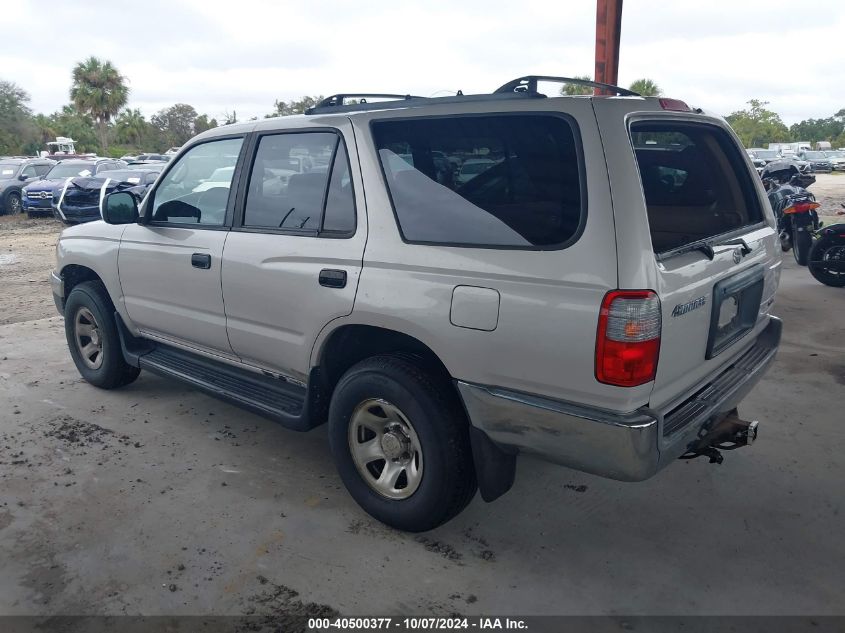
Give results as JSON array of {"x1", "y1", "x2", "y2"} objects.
[{"x1": 469, "y1": 426, "x2": 517, "y2": 502}]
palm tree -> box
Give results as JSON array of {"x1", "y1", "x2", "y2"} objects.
[
  {"x1": 559, "y1": 75, "x2": 594, "y2": 96},
  {"x1": 628, "y1": 78, "x2": 662, "y2": 96},
  {"x1": 70, "y1": 57, "x2": 129, "y2": 153},
  {"x1": 115, "y1": 108, "x2": 146, "y2": 147}
]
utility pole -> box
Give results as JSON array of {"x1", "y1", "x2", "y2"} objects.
[{"x1": 594, "y1": 0, "x2": 623, "y2": 93}]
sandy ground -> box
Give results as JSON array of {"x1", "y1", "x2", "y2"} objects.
[{"x1": 0, "y1": 216, "x2": 63, "y2": 326}]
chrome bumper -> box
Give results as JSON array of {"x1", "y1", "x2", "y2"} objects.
[
  {"x1": 50, "y1": 270, "x2": 64, "y2": 315},
  {"x1": 457, "y1": 316, "x2": 781, "y2": 482}
]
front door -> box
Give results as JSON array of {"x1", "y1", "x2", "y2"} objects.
[
  {"x1": 221, "y1": 127, "x2": 365, "y2": 382},
  {"x1": 118, "y1": 136, "x2": 246, "y2": 358}
]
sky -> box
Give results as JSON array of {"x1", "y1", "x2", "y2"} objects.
[{"x1": 1, "y1": 0, "x2": 843, "y2": 125}]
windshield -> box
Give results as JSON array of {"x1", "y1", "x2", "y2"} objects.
[
  {"x1": 0, "y1": 164, "x2": 18, "y2": 179},
  {"x1": 47, "y1": 163, "x2": 95, "y2": 178},
  {"x1": 754, "y1": 150, "x2": 779, "y2": 159},
  {"x1": 804, "y1": 152, "x2": 827, "y2": 159}
]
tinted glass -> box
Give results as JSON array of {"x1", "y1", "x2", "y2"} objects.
[
  {"x1": 630, "y1": 122, "x2": 763, "y2": 254},
  {"x1": 150, "y1": 137, "x2": 243, "y2": 226},
  {"x1": 372, "y1": 115, "x2": 583, "y2": 247},
  {"x1": 243, "y1": 132, "x2": 336, "y2": 230},
  {"x1": 322, "y1": 143, "x2": 356, "y2": 233},
  {"x1": 34, "y1": 164, "x2": 53, "y2": 176},
  {"x1": 20, "y1": 165, "x2": 37, "y2": 178}
]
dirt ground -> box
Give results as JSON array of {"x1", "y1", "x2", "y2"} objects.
[
  {"x1": 0, "y1": 215, "x2": 63, "y2": 326},
  {"x1": 0, "y1": 178, "x2": 844, "y2": 619}
]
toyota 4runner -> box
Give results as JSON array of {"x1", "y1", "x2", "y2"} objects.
[{"x1": 51, "y1": 76, "x2": 782, "y2": 531}]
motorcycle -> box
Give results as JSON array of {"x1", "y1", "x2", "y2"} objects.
[
  {"x1": 808, "y1": 205, "x2": 845, "y2": 287},
  {"x1": 762, "y1": 161, "x2": 820, "y2": 266}
]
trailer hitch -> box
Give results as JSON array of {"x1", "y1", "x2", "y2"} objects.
[{"x1": 679, "y1": 409, "x2": 759, "y2": 464}]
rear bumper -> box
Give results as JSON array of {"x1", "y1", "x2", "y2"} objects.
[{"x1": 457, "y1": 316, "x2": 782, "y2": 482}]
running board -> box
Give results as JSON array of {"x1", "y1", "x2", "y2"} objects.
[{"x1": 115, "y1": 314, "x2": 312, "y2": 431}]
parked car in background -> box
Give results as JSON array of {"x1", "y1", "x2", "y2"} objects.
[
  {"x1": 0, "y1": 158, "x2": 56, "y2": 214},
  {"x1": 53, "y1": 169, "x2": 161, "y2": 224},
  {"x1": 165, "y1": 147, "x2": 181, "y2": 155},
  {"x1": 22, "y1": 159, "x2": 127, "y2": 218},
  {"x1": 750, "y1": 149, "x2": 782, "y2": 166},
  {"x1": 780, "y1": 153, "x2": 811, "y2": 174},
  {"x1": 120, "y1": 154, "x2": 138, "y2": 162},
  {"x1": 826, "y1": 150, "x2": 845, "y2": 171},
  {"x1": 131, "y1": 153, "x2": 167, "y2": 164},
  {"x1": 455, "y1": 158, "x2": 496, "y2": 185},
  {"x1": 799, "y1": 151, "x2": 833, "y2": 173},
  {"x1": 745, "y1": 150, "x2": 766, "y2": 174}
]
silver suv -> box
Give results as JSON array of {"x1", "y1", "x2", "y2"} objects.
[{"x1": 51, "y1": 76, "x2": 782, "y2": 531}]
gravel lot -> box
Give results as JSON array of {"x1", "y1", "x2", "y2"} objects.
[{"x1": 0, "y1": 178, "x2": 843, "y2": 618}]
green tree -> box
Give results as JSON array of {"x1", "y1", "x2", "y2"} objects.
[
  {"x1": 70, "y1": 57, "x2": 129, "y2": 153},
  {"x1": 0, "y1": 80, "x2": 36, "y2": 155},
  {"x1": 151, "y1": 103, "x2": 198, "y2": 146},
  {"x1": 193, "y1": 113, "x2": 217, "y2": 134},
  {"x1": 725, "y1": 100, "x2": 790, "y2": 148},
  {"x1": 789, "y1": 111, "x2": 845, "y2": 144},
  {"x1": 266, "y1": 96, "x2": 323, "y2": 117},
  {"x1": 628, "y1": 78, "x2": 662, "y2": 96},
  {"x1": 558, "y1": 75, "x2": 594, "y2": 96},
  {"x1": 114, "y1": 108, "x2": 147, "y2": 147}
]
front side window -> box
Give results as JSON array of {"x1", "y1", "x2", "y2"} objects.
[
  {"x1": 630, "y1": 122, "x2": 764, "y2": 254},
  {"x1": 243, "y1": 132, "x2": 355, "y2": 234},
  {"x1": 20, "y1": 165, "x2": 37, "y2": 178},
  {"x1": 372, "y1": 115, "x2": 583, "y2": 248},
  {"x1": 150, "y1": 137, "x2": 244, "y2": 226},
  {"x1": 34, "y1": 164, "x2": 53, "y2": 176}
]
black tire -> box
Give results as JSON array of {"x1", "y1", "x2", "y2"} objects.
[
  {"x1": 328, "y1": 354, "x2": 477, "y2": 532},
  {"x1": 808, "y1": 235, "x2": 845, "y2": 287},
  {"x1": 6, "y1": 192, "x2": 22, "y2": 215},
  {"x1": 793, "y1": 226, "x2": 812, "y2": 265},
  {"x1": 64, "y1": 280, "x2": 141, "y2": 389}
]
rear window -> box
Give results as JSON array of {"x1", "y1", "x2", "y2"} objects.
[
  {"x1": 630, "y1": 122, "x2": 764, "y2": 254},
  {"x1": 372, "y1": 115, "x2": 584, "y2": 248}
]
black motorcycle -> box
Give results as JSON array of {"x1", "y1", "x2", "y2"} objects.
[
  {"x1": 808, "y1": 213, "x2": 845, "y2": 287},
  {"x1": 762, "y1": 162, "x2": 820, "y2": 266}
]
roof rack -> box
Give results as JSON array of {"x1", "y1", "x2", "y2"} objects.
[
  {"x1": 306, "y1": 93, "x2": 423, "y2": 114},
  {"x1": 494, "y1": 75, "x2": 640, "y2": 97}
]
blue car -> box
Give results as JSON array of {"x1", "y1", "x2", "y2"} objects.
[{"x1": 22, "y1": 158, "x2": 127, "y2": 218}]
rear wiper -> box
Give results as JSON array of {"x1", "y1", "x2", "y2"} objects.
[
  {"x1": 657, "y1": 239, "x2": 715, "y2": 262},
  {"x1": 715, "y1": 237, "x2": 753, "y2": 256}
]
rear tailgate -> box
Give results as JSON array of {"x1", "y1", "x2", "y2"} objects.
[{"x1": 593, "y1": 99, "x2": 781, "y2": 412}]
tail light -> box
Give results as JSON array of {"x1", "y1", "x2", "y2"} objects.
[
  {"x1": 783, "y1": 201, "x2": 820, "y2": 214},
  {"x1": 596, "y1": 290, "x2": 661, "y2": 387},
  {"x1": 659, "y1": 98, "x2": 691, "y2": 112}
]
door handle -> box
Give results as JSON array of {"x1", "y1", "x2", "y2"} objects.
[
  {"x1": 319, "y1": 269, "x2": 347, "y2": 288},
  {"x1": 191, "y1": 253, "x2": 211, "y2": 269}
]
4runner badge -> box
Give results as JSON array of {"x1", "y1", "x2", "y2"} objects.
[{"x1": 672, "y1": 296, "x2": 706, "y2": 317}]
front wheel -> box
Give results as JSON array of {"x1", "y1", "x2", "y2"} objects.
[
  {"x1": 328, "y1": 354, "x2": 477, "y2": 532},
  {"x1": 64, "y1": 281, "x2": 141, "y2": 389},
  {"x1": 808, "y1": 235, "x2": 845, "y2": 287},
  {"x1": 6, "y1": 192, "x2": 22, "y2": 215},
  {"x1": 793, "y1": 226, "x2": 812, "y2": 265}
]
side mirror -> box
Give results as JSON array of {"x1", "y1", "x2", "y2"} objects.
[
  {"x1": 18, "y1": 174, "x2": 28, "y2": 181},
  {"x1": 102, "y1": 191, "x2": 139, "y2": 224}
]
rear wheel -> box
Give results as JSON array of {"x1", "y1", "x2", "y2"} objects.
[
  {"x1": 328, "y1": 354, "x2": 477, "y2": 532},
  {"x1": 64, "y1": 281, "x2": 141, "y2": 389},
  {"x1": 808, "y1": 235, "x2": 845, "y2": 287},
  {"x1": 793, "y1": 227, "x2": 812, "y2": 265},
  {"x1": 6, "y1": 192, "x2": 22, "y2": 215}
]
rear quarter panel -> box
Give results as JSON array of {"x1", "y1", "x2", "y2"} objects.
[{"x1": 318, "y1": 98, "x2": 653, "y2": 412}]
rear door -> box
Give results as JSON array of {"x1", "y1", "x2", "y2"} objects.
[
  {"x1": 220, "y1": 122, "x2": 365, "y2": 383},
  {"x1": 594, "y1": 101, "x2": 780, "y2": 412}
]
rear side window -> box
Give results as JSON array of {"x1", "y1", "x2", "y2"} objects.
[
  {"x1": 630, "y1": 122, "x2": 763, "y2": 254},
  {"x1": 243, "y1": 132, "x2": 355, "y2": 235},
  {"x1": 372, "y1": 115, "x2": 583, "y2": 248}
]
